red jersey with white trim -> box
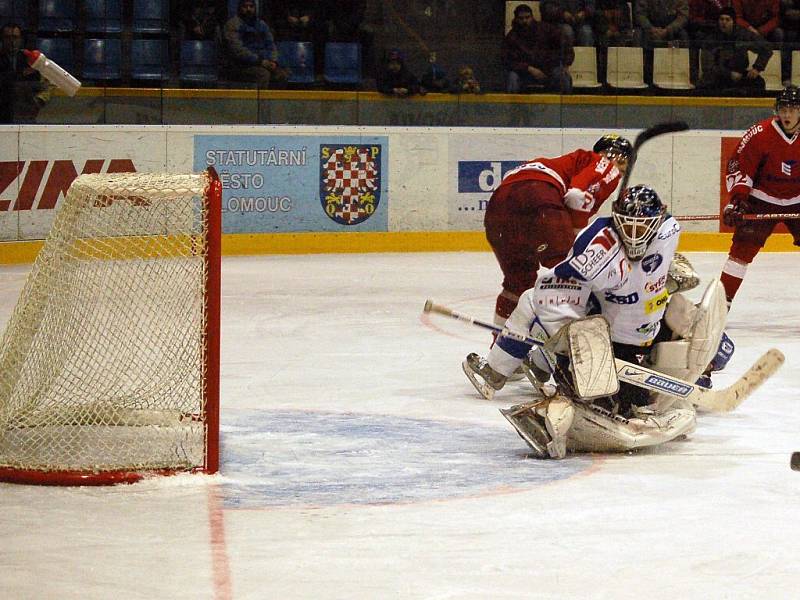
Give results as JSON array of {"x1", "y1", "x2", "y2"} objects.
[
  {"x1": 499, "y1": 149, "x2": 623, "y2": 228},
  {"x1": 726, "y1": 117, "x2": 800, "y2": 206}
]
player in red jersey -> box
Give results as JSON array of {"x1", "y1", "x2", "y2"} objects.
[
  {"x1": 721, "y1": 85, "x2": 800, "y2": 307},
  {"x1": 484, "y1": 134, "x2": 633, "y2": 325}
]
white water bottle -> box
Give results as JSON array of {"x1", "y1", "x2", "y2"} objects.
[{"x1": 23, "y1": 49, "x2": 82, "y2": 97}]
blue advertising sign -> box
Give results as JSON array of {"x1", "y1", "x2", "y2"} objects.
[
  {"x1": 457, "y1": 160, "x2": 525, "y2": 193},
  {"x1": 194, "y1": 135, "x2": 389, "y2": 233}
]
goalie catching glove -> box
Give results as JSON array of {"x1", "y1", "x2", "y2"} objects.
[{"x1": 667, "y1": 252, "x2": 700, "y2": 294}]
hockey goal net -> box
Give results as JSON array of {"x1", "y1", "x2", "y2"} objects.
[{"x1": 0, "y1": 169, "x2": 222, "y2": 485}]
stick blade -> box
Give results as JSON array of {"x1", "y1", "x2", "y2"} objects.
[
  {"x1": 692, "y1": 348, "x2": 785, "y2": 413},
  {"x1": 634, "y1": 121, "x2": 690, "y2": 147}
]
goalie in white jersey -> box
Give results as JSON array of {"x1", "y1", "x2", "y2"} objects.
[{"x1": 464, "y1": 185, "x2": 726, "y2": 459}]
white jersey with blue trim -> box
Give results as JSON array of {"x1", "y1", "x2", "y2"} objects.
[{"x1": 532, "y1": 215, "x2": 680, "y2": 346}]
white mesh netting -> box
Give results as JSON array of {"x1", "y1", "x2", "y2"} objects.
[{"x1": 0, "y1": 172, "x2": 216, "y2": 476}]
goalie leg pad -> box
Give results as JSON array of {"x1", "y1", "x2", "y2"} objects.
[
  {"x1": 650, "y1": 279, "x2": 727, "y2": 409},
  {"x1": 566, "y1": 402, "x2": 696, "y2": 453}
]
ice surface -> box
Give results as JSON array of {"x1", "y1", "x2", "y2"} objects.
[{"x1": 1, "y1": 251, "x2": 798, "y2": 599}]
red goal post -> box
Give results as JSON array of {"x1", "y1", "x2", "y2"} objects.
[{"x1": 0, "y1": 168, "x2": 222, "y2": 485}]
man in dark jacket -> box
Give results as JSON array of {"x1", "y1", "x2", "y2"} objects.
[
  {"x1": 223, "y1": 0, "x2": 287, "y2": 87},
  {"x1": 376, "y1": 49, "x2": 420, "y2": 97},
  {"x1": 696, "y1": 6, "x2": 772, "y2": 94},
  {"x1": 0, "y1": 23, "x2": 50, "y2": 124},
  {"x1": 502, "y1": 1, "x2": 574, "y2": 93}
]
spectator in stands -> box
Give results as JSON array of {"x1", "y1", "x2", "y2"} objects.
[
  {"x1": 696, "y1": 6, "x2": 772, "y2": 93},
  {"x1": 635, "y1": 0, "x2": 691, "y2": 84},
  {"x1": 269, "y1": 0, "x2": 326, "y2": 77},
  {"x1": 270, "y1": 0, "x2": 323, "y2": 42},
  {"x1": 593, "y1": 0, "x2": 635, "y2": 46},
  {"x1": 180, "y1": 0, "x2": 224, "y2": 41},
  {"x1": 502, "y1": 1, "x2": 574, "y2": 93},
  {"x1": 783, "y1": 0, "x2": 800, "y2": 49},
  {"x1": 733, "y1": 0, "x2": 787, "y2": 83},
  {"x1": 593, "y1": 0, "x2": 636, "y2": 84},
  {"x1": 376, "y1": 48, "x2": 420, "y2": 97},
  {"x1": 559, "y1": 0, "x2": 596, "y2": 45},
  {"x1": 688, "y1": 0, "x2": 731, "y2": 83},
  {"x1": 420, "y1": 60, "x2": 450, "y2": 93},
  {"x1": 223, "y1": 0, "x2": 288, "y2": 88},
  {"x1": 321, "y1": 0, "x2": 374, "y2": 77},
  {"x1": 635, "y1": 0, "x2": 691, "y2": 43},
  {"x1": 689, "y1": 0, "x2": 730, "y2": 40},
  {"x1": 450, "y1": 65, "x2": 482, "y2": 94},
  {"x1": 0, "y1": 23, "x2": 50, "y2": 124}
]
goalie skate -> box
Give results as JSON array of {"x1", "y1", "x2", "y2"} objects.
[
  {"x1": 462, "y1": 353, "x2": 507, "y2": 400},
  {"x1": 500, "y1": 396, "x2": 574, "y2": 459},
  {"x1": 500, "y1": 403, "x2": 551, "y2": 458}
]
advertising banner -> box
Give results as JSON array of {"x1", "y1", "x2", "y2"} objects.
[{"x1": 194, "y1": 135, "x2": 389, "y2": 233}]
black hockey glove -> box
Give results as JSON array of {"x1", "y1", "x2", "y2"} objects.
[{"x1": 722, "y1": 193, "x2": 751, "y2": 227}]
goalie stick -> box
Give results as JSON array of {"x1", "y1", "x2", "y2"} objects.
[
  {"x1": 617, "y1": 121, "x2": 690, "y2": 200},
  {"x1": 423, "y1": 299, "x2": 784, "y2": 413}
]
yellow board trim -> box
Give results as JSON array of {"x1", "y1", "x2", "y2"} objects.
[
  {"x1": 0, "y1": 231, "x2": 796, "y2": 265},
  {"x1": 60, "y1": 86, "x2": 774, "y2": 108}
]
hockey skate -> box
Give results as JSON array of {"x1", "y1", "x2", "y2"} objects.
[
  {"x1": 500, "y1": 396, "x2": 574, "y2": 459},
  {"x1": 462, "y1": 353, "x2": 507, "y2": 400},
  {"x1": 521, "y1": 354, "x2": 551, "y2": 386}
]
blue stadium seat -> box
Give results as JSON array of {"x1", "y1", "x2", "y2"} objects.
[
  {"x1": 38, "y1": 0, "x2": 75, "y2": 33},
  {"x1": 131, "y1": 39, "x2": 170, "y2": 82},
  {"x1": 278, "y1": 41, "x2": 314, "y2": 84},
  {"x1": 180, "y1": 40, "x2": 218, "y2": 86},
  {"x1": 83, "y1": 38, "x2": 121, "y2": 81},
  {"x1": 36, "y1": 37, "x2": 74, "y2": 73},
  {"x1": 84, "y1": 0, "x2": 122, "y2": 34},
  {"x1": 0, "y1": 0, "x2": 29, "y2": 28},
  {"x1": 324, "y1": 42, "x2": 362, "y2": 85},
  {"x1": 132, "y1": 0, "x2": 169, "y2": 34}
]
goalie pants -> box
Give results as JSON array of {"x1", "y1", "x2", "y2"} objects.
[
  {"x1": 610, "y1": 323, "x2": 674, "y2": 415},
  {"x1": 484, "y1": 180, "x2": 575, "y2": 319}
]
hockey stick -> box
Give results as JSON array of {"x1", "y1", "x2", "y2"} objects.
[
  {"x1": 617, "y1": 121, "x2": 690, "y2": 199},
  {"x1": 674, "y1": 213, "x2": 800, "y2": 221},
  {"x1": 423, "y1": 299, "x2": 784, "y2": 412}
]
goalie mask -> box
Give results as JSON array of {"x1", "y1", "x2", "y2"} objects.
[{"x1": 612, "y1": 185, "x2": 666, "y2": 261}]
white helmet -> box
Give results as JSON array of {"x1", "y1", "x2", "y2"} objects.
[{"x1": 612, "y1": 185, "x2": 666, "y2": 261}]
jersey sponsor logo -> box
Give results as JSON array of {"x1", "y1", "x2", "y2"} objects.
[
  {"x1": 320, "y1": 144, "x2": 382, "y2": 226},
  {"x1": 457, "y1": 161, "x2": 524, "y2": 192},
  {"x1": 641, "y1": 253, "x2": 663, "y2": 273},
  {"x1": 537, "y1": 293, "x2": 582, "y2": 307},
  {"x1": 619, "y1": 366, "x2": 693, "y2": 396},
  {"x1": 0, "y1": 159, "x2": 137, "y2": 212},
  {"x1": 657, "y1": 222, "x2": 679, "y2": 240},
  {"x1": 569, "y1": 228, "x2": 618, "y2": 279},
  {"x1": 644, "y1": 275, "x2": 667, "y2": 294},
  {"x1": 782, "y1": 160, "x2": 798, "y2": 176},
  {"x1": 644, "y1": 289, "x2": 670, "y2": 314},
  {"x1": 636, "y1": 321, "x2": 659, "y2": 336},
  {"x1": 538, "y1": 276, "x2": 582, "y2": 290},
  {"x1": 604, "y1": 291, "x2": 639, "y2": 304}
]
